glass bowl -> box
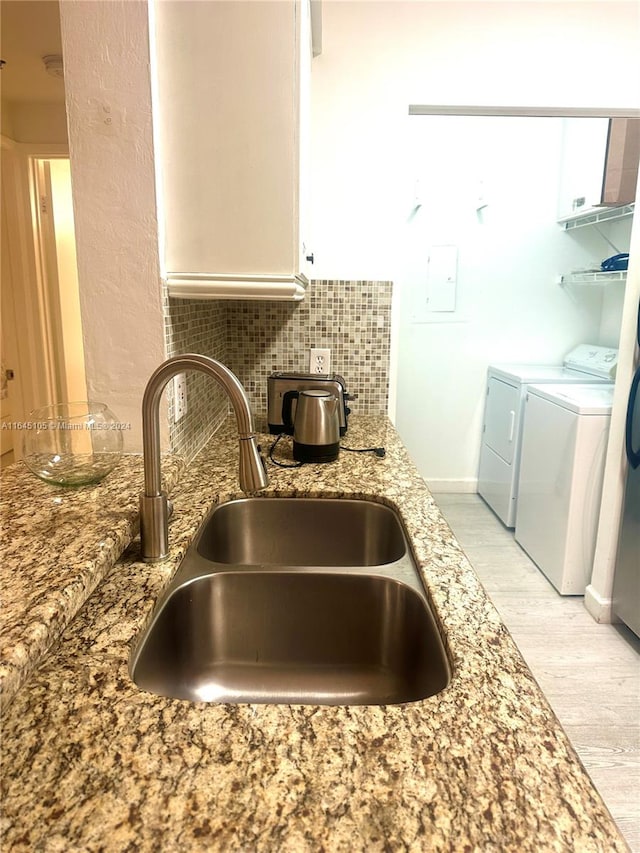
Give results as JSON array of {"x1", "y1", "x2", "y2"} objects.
[{"x1": 22, "y1": 401, "x2": 124, "y2": 487}]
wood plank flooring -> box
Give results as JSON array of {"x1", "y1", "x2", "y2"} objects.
[{"x1": 433, "y1": 493, "x2": 640, "y2": 852}]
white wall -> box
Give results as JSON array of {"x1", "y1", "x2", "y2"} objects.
[
  {"x1": 311, "y1": 1, "x2": 639, "y2": 479},
  {"x1": 395, "y1": 116, "x2": 631, "y2": 488},
  {"x1": 59, "y1": 0, "x2": 165, "y2": 452},
  {"x1": 309, "y1": 1, "x2": 639, "y2": 618},
  {"x1": 310, "y1": 1, "x2": 640, "y2": 282},
  {"x1": 310, "y1": 1, "x2": 640, "y2": 474}
]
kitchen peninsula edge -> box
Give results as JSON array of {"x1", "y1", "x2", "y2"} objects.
[{"x1": 0, "y1": 416, "x2": 627, "y2": 851}]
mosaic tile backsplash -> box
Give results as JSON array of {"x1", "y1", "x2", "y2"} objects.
[
  {"x1": 164, "y1": 280, "x2": 392, "y2": 460},
  {"x1": 165, "y1": 297, "x2": 229, "y2": 461},
  {"x1": 226, "y1": 280, "x2": 392, "y2": 419}
]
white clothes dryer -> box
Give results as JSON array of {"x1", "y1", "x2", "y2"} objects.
[
  {"x1": 515, "y1": 383, "x2": 615, "y2": 596},
  {"x1": 478, "y1": 345, "x2": 617, "y2": 528}
]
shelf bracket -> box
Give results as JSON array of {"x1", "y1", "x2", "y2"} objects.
[{"x1": 593, "y1": 223, "x2": 622, "y2": 255}]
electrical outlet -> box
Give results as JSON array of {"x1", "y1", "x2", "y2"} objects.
[
  {"x1": 309, "y1": 347, "x2": 331, "y2": 375},
  {"x1": 173, "y1": 373, "x2": 188, "y2": 421}
]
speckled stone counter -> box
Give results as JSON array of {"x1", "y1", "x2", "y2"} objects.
[
  {"x1": 0, "y1": 417, "x2": 628, "y2": 851},
  {"x1": 0, "y1": 453, "x2": 183, "y2": 710}
]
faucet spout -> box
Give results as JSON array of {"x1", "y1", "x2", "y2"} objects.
[{"x1": 139, "y1": 354, "x2": 268, "y2": 562}]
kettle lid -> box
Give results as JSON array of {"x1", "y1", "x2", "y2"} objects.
[{"x1": 301, "y1": 389, "x2": 332, "y2": 398}]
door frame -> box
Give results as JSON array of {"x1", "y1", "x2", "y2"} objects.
[
  {"x1": 1, "y1": 136, "x2": 71, "y2": 432},
  {"x1": 408, "y1": 105, "x2": 640, "y2": 118}
]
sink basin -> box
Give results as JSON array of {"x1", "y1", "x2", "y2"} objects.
[
  {"x1": 131, "y1": 571, "x2": 449, "y2": 705},
  {"x1": 130, "y1": 498, "x2": 451, "y2": 705},
  {"x1": 196, "y1": 498, "x2": 406, "y2": 566}
]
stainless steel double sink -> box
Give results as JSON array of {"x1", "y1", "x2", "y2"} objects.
[{"x1": 130, "y1": 498, "x2": 451, "y2": 706}]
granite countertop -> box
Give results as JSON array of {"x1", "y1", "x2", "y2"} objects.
[
  {"x1": 0, "y1": 451, "x2": 184, "y2": 710},
  {"x1": 0, "y1": 417, "x2": 628, "y2": 851}
]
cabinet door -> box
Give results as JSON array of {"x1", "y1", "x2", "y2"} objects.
[
  {"x1": 557, "y1": 118, "x2": 610, "y2": 218},
  {"x1": 483, "y1": 378, "x2": 520, "y2": 465},
  {"x1": 601, "y1": 119, "x2": 640, "y2": 205},
  {"x1": 154, "y1": 0, "x2": 309, "y2": 289}
]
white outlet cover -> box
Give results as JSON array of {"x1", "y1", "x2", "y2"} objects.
[
  {"x1": 174, "y1": 373, "x2": 187, "y2": 421},
  {"x1": 309, "y1": 347, "x2": 331, "y2": 374}
]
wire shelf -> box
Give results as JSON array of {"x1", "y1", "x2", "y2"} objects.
[
  {"x1": 558, "y1": 203, "x2": 635, "y2": 230},
  {"x1": 560, "y1": 270, "x2": 628, "y2": 285}
]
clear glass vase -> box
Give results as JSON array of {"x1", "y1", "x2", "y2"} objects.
[{"x1": 22, "y1": 401, "x2": 124, "y2": 487}]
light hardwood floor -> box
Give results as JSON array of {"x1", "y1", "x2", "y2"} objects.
[{"x1": 433, "y1": 493, "x2": 640, "y2": 852}]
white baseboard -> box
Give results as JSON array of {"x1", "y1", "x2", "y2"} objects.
[
  {"x1": 584, "y1": 584, "x2": 619, "y2": 624},
  {"x1": 426, "y1": 479, "x2": 478, "y2": 494}
]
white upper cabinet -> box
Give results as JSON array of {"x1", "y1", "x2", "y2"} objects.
[
  {"x1": 557, "y1": 118, "x2": 610, "y2": 220},
  {"x1": 557, "y1": 117, "x2": 640, "y2": 223},
  {"x1": 152, "y1": 0, "x2": 312, "y2": 300}
]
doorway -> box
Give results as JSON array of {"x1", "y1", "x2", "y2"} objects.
[
  {"x1": 32, "y1": 156, "x2": 87, "y2": 405},
  {"x1": 0, "y1": 143, "x2": 86, "y2": 462},
  {"x1": 395, "y1": 111, "x2": 637, "y2": 490}
]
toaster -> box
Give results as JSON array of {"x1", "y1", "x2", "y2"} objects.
[{"x1": 267, "y1": 372, "x2": 352, "y2": 435}]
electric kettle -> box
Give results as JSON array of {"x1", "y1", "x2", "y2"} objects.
[{"x1": 282, "y1": 389, "x2": 340, "y2": 462}]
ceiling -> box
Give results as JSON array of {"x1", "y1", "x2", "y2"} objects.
[{"x1": 0, "y1": 0, "x2": 65, "y2": 104}]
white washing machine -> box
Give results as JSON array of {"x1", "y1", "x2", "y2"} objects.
[
  {"x1": 478, "y1": 345, "x2": 617, "y2": 528},
  {"x1": 515, "y1": 383, "x2": 615, "y2": 595}
]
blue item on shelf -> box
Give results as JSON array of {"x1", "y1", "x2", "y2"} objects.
[{"x1": 601, "y1": 253, "x2": 629, "y2": 272}]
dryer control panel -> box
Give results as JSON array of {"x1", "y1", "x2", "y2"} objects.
[{"x1": 564, "y1": 344, "x2": 618, "y2": 379}]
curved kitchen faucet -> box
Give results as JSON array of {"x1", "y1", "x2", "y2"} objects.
[{"x1": 139, "y1": 354, "x2": 268, "y2": 562}]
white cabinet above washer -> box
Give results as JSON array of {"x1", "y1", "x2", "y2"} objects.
[{"x1": 152, "y1": 0, "x2": 312, "y2": 301}]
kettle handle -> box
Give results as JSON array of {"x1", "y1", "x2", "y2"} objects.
[{"x1": 282, "y1": 390, "x2": 299, "y2": 430}]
